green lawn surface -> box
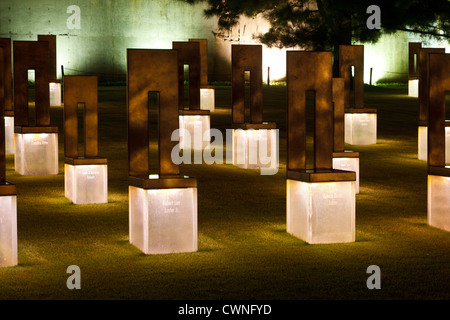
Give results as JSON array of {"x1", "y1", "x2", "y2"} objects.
[{"x1": 1, "y1": 84, "x2": 449, "y2": 300}]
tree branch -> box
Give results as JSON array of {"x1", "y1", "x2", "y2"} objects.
[{"x1": 394, "y1": 27, "x2": 449, "y2": 39}]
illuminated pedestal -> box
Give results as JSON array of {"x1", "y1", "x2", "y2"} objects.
[
  {"x1": 427, "y1": 172, "x2": 450, "y2": 232},
  {"x1": 14, "y1": 128, "x2": 58, "y2": 175},
  {"x1": 4, "y1": 114, "x2": 14, "y2": 154},
  {"x1": 345, "y1": 110, "x2": 377, "y2": 145},
  {"x1": 65, "y1": 159, "x2": 108, "y2": 204},
  {"x1": 0, "y1": 184, "x2": 17, "y2": 268},
  {"x1": 418, "y1": 125, "x2": 450, "y2": 162},
  {"x1": 129, "y1": 176, "x2": 198, "y2": 254},
  {"x1": 49, "y1": 81, "x2": 62, "y2": 107},
  {"x1": 287, "y1": 171, "x2": 356, "y2": 244},
  {"x1": 179, "y1": 110, "x2": 211, "y2": 150},
  {"x1": 200, "y1": 86, "x2": 215, "y2": 112},
  {"x1": 232, "y1": 124, "x2": 278, "y2": 172},
  {"x1": 408, "y1": 79, "x2": 418, "y2": 98},
  {"x1": 332, "y1": 151, "x2": 360, "y2": 194}
]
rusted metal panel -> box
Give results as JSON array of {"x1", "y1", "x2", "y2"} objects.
[
  {"x1": 287, "y1": 51, "x2": 333, "y2": 171},
  {"x1": 232, "y1": 44, "x2": 263, "y2": 124},
  {"x1": 13, "y1": 40, "x2": 50, "y2": 127},
  {"x1": 418, "y1": 48, "x2": 445, "y2": 124},
  {"x1": 63, "y1": 75, "x2": 99, "y2": 159},
  {"x1": 408, "y1": 42, "x2": 422, "y2": 79},
  {"x1": 339, "y1": 45, "x2": 364, "y2": 109},
  {"x1": 189, "y1": 39, "x2": 208, "y2": 86},
  {"x1": 428, "y1": 53, "x2": 450, "y2": 171},
  {"x1": 287, "y1": 51, "x2": 355, "y2": 182},
  {"x1": 37, "y1": 35, "x2": 57, "y2": 81},
  {"x1": 0, "y1": 47, "x2": 5, "y2": 182},
  {"x1": 172, "y1": 41, "x2": 201, "y2": 110},
  {"x1": 0, "y1": 38, "x2": 12, "y2": 112},
  {"x1": 0, "y1": 46, "x2": 16, "y2": 194},
  {"x1": 127, "y1": 49, "x2": 180, "y2": 178},
  {"x1": 333, "y1": 78, "x2": 345, "y2": 153}
]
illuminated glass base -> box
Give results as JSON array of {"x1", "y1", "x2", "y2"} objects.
[
  {"x1": 408, "y1": 79, "x2": 418, "y2": 98},
  {"x1": 14, "y1": 133, "x2": 58, "y2": 175},
  {"x1": 287, "y1": 179, "x2": 355, "y2": 244},
  {"x1": 129, "y1": 186, "x2": 198, "y2": 254},
  {"x1": 49, "y1": 82, "x2": 61, "y2": 107},
  {"x1": 179, "y1": 115, "x2": 211, "y2": 150},
  {"x1": 418, "y1": 126, "x2": 450, "y2": 162},
  {"x1": 200, "y1": 87, "x2": 215, "y2": 112},
  {"x1": 232, "y1": 129, "x2": 278, "y2": 173},
  {"x1": 0, "y1": 195, "x2": 17, "y2": 268},
  {"x1": 4, "y1": 116, "x2": 14, "y2": 155},
  {"x1": 428, "y1": 175, "x2": 450, "y2": 232},
  {"x1": 345, "y1": 113, "x2": 377, "y2": 145},
  {"x1": 65, "y1": 164, "x2": 108, "y2": 204},
  {"x1": 332, "y1": 157, "x2": 360, "y2": 194}
]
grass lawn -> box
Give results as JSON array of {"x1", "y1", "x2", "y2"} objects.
[{"x1": 0, "y1": 84, "x2": 449, "y2": 301}]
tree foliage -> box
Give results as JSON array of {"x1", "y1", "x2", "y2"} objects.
[{"x1": 185, "y1": 0, "x2": 450, "y2": 51}]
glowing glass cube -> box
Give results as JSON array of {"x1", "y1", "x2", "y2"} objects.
[
  {"x1": 345, "y1": 113, "x2": 377, "y2": 145},
  {"x1": 408, "y1": 79, "x2": 418, "y2": 98},
  {"x1": 14, "y1": 133, "x2": 58, "y2": 175},
  {"x1": 427, "y1": 175, "x2": 450, "y2": 232},
  {"x1": 0, "y1": 195, "x2": 17, "y2": 268},
  {"x1": 179, "y1": 115, "x2": 211, "y2": 150},
  {"x1": 232, "y1": 128, "x2": 278, "y2": 173},
  {"x1": 200, "y1": 87, "x2": 215, "y2": 112},
  {"x1": 287, "y1": 179, "x2": 355, "y2": 244},
  {"x1": 418, "y1": 126, "x2": 450, "y2": 162},
  {"x1": 332, "y1": 157, "x2": 360, "y2": 194},
  {"x1": 65, "y1": 164, "x2": 108, "y2": 204},
  {"x1": 4, "y1": 116, "x2": 14, "y2": 155},
  {"x1": 129, "y1": 186, "x2": 198, "y2": 254},
  {"x1": 49, "y1": 82, "x2": 61, "y2": 107}
]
